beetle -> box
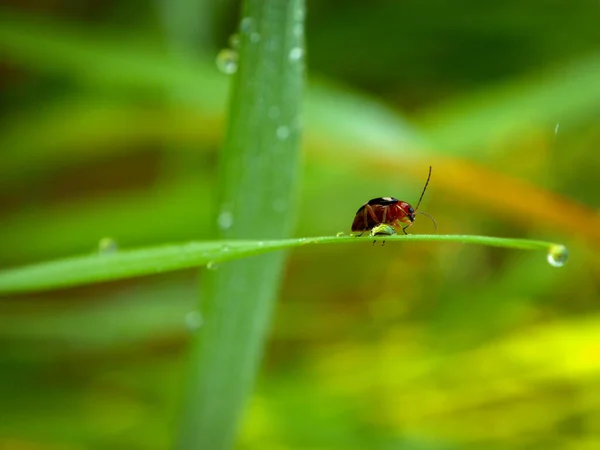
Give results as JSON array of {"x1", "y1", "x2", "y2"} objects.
[{"x1": 351, "y1": 166, "x2": 436, "y2": 237}]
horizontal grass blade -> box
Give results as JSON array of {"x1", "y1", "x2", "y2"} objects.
[{"x1": 0, "y1": 235, "x2": 567, "y2": 295}]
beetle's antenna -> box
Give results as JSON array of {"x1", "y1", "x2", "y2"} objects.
[
  {"x1": 418, "y1": 211, "x2": 437, "y2": 230},
  {"x1": 414, "y1": 166, "x2": 432, "y2": 212}
]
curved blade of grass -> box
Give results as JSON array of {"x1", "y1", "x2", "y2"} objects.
[{"x1": 0, "y1": 235, "x2": 567, "y2": 295}]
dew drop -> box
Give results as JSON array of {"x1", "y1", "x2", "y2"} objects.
[
  {"x1": 185, "y1": 310, "x2": 203, "y2": 333},
  {"x1": 218, "y1": 210, "x2": 234, "y2": 230},
  {"x1": 276, "y1": 125, "x2": 290, "y2": 140},
  {"x1": 216, "y1": 49, "x2": 238, "y2": 75},
  {"x1": 228, "y1": 34, "x2": 240, "y2": 50},
  {"x1": 295, "y1": 7, "x2": 305, "y2": 21},
  {"x1": 554, "y1": 123, "x2": 560, "y2": 135},
  {"x1": 293, "y1": 23, "x2": 303, "y2": 37},
  {"x1": 206, "y1": 261, "x2": 218, "y2": 270},
  {"x1": 98, "y1": 237, "x2": 118, "y2": 255},
  {"x1": 288, "y1": 47, "x2": 304, "y2": 62},
  {"x1": 547, "y1": 245, "x2": 568, "y2": 267},
  {"x1": 336, "y1": 232, "x2": 345, "y2": 237},
  {"x1": 221, "y1": 245, "x2": 231, "y2": 253},
  {"x1": 240, "y1": 17, "x2": 253, "y2": 33}
]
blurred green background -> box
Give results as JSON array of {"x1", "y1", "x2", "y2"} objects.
[{"x1": 1, "y1": 0, "x2": 600, "y2": 449}]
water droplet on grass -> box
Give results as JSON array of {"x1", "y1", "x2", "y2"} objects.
[
  {"x1": 216, "y1": 49, "x2": 238, "y2": 74},
  {"x1": 185, "y1": 310, "x2": 203, "y2": 332},
  {"x1": 228, "y1": 34, "x2": 240, "y2": 50},
  {"x1": 276, "y1": 125, "x2": 290, "y2": 140},
  {"x1": 547, "y1": 245, "x2": 568, "y2": 267},
  {"x1": 218, "y1": 210, "x2": 234, "y2": 230},
  {"x1": 240, "y1": 17, "x2": 254, "y2": 33},
  {"x1": 336, "y1": 232, "x2": 345, "y2": 237},
  {"x1": 288, "y1": 47, "x2": 304, "y2": 61},
  {"x1": 293, "y1": 23, "x2": 303, "y2": 38},
  {"x1": 98, "y1": 237, "x2": 118, "y2": 255},
  {"x1": 206, "y1": 261, "x2": 218, "y2": 270}
]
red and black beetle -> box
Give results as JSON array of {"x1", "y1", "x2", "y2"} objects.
[{"x1": 351, "y1": 166, "x2": 436, "y2": 236}]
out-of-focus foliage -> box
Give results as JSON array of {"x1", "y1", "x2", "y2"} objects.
[{"x1": 0, "y1": 0, "x2": 599, "y2": 449}]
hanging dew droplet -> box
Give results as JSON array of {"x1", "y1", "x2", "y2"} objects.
[
  {"x1": 216, "y1": 49, "x2": 238, "y2": 75},
  {"x1": 547, "y1": 245, "x2": 568, "y2": 267}
]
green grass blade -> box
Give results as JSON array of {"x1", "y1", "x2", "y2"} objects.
[
  {"x1": 0, "y1": 235, "x2": 568, "y2": 295},
  {"x1": 174, "y1": 1, "x2": 306, "y2": 449}
]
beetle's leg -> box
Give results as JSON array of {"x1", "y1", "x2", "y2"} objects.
[
  {"x1": 358, "y1": 205, "x2": 380, "y2": 239},
  {"x1": 362, "y1": 206, "x2": 370, "y2": 230},
  {"x1": 360, "y1": 206, "x2": 374, "y2": 237},
  {"x1": 365, "y1": 205, "x2": 380, "y2": 224}
]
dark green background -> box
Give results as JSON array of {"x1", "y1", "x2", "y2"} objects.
[{"x1": 1, "y1": 1, "x2": 599, "y2": 449}]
